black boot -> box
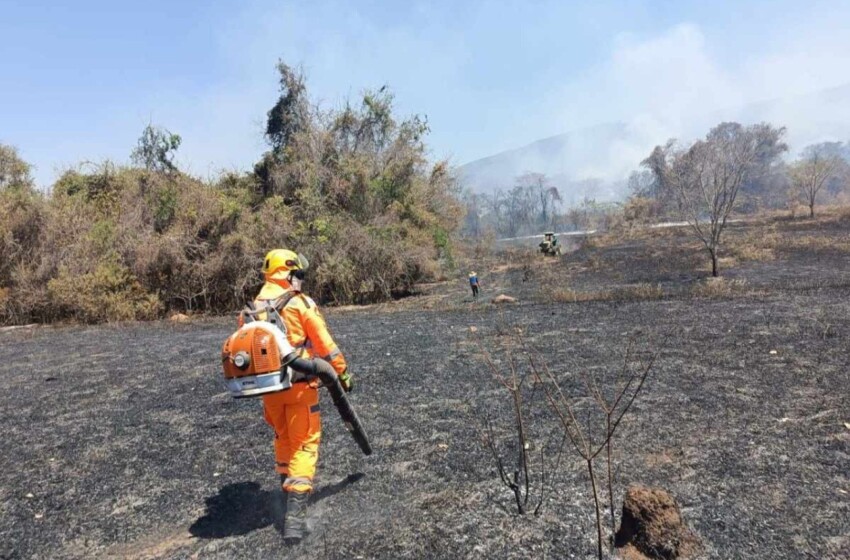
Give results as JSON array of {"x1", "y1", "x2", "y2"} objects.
[{"x1": 283, "y1": 490, "x2": 309, "y2": 544}]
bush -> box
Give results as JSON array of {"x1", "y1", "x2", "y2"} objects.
[
  {"x1": 0, "y1": 183, "x2": 44, "y2": 287},
  {"x1": 622, "y1": 196, "x2": 661, "y2": 227},
  {"x1": 47, "y1": 256, "x2": 162, "y2": 323},
  {"x1": 0, "y1": 64, "x2": 462, "y2": 325}
]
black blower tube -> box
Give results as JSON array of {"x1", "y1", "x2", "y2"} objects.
[{"x1": 287, "y1": 356, "x2": 373, "y2": 456}]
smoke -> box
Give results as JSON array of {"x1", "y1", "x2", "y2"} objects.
[
  {"x1": 548, "y1": 19, "x2": 850, "y2": 184},
  {"x1": 459, "y1": 13, "x2": 850, "y2": 200}
]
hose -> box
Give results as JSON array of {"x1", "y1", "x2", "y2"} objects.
[{"x1": 287, "y1": 357, "x2": 373, "y2": 456}]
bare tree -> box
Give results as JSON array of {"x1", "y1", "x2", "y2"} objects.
[
  {"x1": 474, "y1": 329, "x2": 656, "y2": 558},
  {"x1": 627, "y1": 169, "x2": 655, "y2": 198},
  {"x1": 533, "y1": 344, "x2": 655, "y2": 560},
  {"x1": 477, "y1": 344, "x2": 564, "y2": 515},
  {"x1": 470, "y1": 175, "x2": 565, "y2": 238},
  {"x1": 665, "y1": 122, "x2": 787, "y2": 276},
  {"x1": 516, "y1": 173, "x2": 561, "y2": 231},
  {"x1": 790, "y1": 143, "x2": 845, "y2": 218},
  {"x1": 548, "y1": 186, "x2": 563, "y2": 231},
  {"x1": 460, "y1": 188, "x2": 484, "y2": 237}
]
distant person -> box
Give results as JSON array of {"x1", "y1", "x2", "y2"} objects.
[{"x1": 468, "y1": 271, "x2": 480, "y2": 298}]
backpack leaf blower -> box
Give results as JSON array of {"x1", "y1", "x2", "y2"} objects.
[{"x1": 222, "y1": 319, "x2": 373, "y2": 456}]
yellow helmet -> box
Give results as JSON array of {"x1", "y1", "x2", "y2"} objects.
[{"x1": 262, "y1": 249, "x2": 309, "y2": 281}]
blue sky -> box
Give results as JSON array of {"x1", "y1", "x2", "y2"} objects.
[{"x1": 2, "y1": 0, "x2": 850, "y2": 186}]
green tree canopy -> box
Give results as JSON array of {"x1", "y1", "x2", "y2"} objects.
[
  {"x1": 0, "y1": 143, "x2": 34, "y2": 191},
  {"x1": 131, "y1": 124, "x2": 182, "y2": 173}
]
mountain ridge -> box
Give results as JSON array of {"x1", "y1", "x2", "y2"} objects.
[{"x1": 456, "y1": 83, "x2": 850, "y2": 201}]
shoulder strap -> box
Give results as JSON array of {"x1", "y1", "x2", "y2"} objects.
[
  {"x1": 261, "y1": 290, "x2": 300, "y2": 332},
  {"x1": 271, "y1": 291, "x2": 299, "y2": 312},
  {"x1": 238, "y1": 290, "x2": 300, "y2": 328},
  {"x1": 238, "y1": 300, "x2": 258, "y2": 325}
]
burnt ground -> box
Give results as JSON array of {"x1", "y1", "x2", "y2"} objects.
[{"x1": 1, "y1": 216, "x2": 849, "y2": 559}]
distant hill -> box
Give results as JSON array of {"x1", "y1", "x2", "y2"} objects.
[
  {"x1": 456, "y1": 83, "x2": 850, "y2": 203},
  {"x1": 455, "y1": 122, "x2": 640, "y2": 204}
]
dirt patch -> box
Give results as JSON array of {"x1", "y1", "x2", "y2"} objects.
[
  {"x1": 103, "y1": 528, "x2": 199, "y2": 560},
  {"x1": 615, "y1": 485, "x2": 702, "y2": 559}
]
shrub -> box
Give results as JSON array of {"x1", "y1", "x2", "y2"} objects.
[
  {"x1": 0, "y1": 183, "x2": 44, "y2": 286},
  {"x1": 0, "y1": 63, "x2": 463, "y2": 325},
  {"x1": 47, "y1": 255, "x2": 162, "y2": 323}
]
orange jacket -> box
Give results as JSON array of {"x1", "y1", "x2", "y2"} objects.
[{"x1": 253, "y1": 281, "x2": 348, "y2": 375}]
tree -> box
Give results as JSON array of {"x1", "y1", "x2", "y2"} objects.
[
  {"x1": 666, "y1": 122, "x2": 787, "y2": 277},
  {"x1": 639, "y1": 140, "x2": 677, "y2": 214},
  {"x1": 0, "y1": 143, "x2": 34, "y2": 191},
  {"x1": 130, "y1": 124, "x2": 182, "y2": 173},
  {"x1": 265, "y1": 61, "x2": 310, "y2": 155},
  {"x1": 790, "y1": 142, "x2": 846, "y2": 218},
  {"x1": 484, "y1": 189, "x2": 508, "y2": 236},
  {"x1": 738, "y1": 130, "x2": 791, "y2": 212},
  {"x1": 514, "y1": 173, "x2": 560, "y2": 230},
  {"x1": 460, "y1": 188, "x2": 483, "y2": 237},
  {"x1": 627, "y1": 169, "x2": 655, "y2": 198}
]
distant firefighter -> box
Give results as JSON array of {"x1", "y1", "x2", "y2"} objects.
[{"x1": 468, "y1": 271, "x2": 480, "y2": 298}]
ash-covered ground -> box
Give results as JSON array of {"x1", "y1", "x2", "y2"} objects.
[{"x1": 1, "y1": 218, "x2": 849, "y2": 559}]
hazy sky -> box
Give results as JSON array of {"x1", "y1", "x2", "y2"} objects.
[{"x1": 3, "y1": 0, "x2": 850, "y2": 186}]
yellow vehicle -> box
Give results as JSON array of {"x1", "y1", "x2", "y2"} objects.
[{"x1": 539, "y1": 232, "x2": 561, "y2": 256}]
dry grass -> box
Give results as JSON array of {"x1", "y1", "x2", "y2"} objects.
[
  {"x1": 690, "y1": 277, "x2": 749, "y2": 299},
  {"x1": 549, "y1": 283, "x2": 664, "y2": 304},
  {"x1": 785, "y1": 234, "x2": 850, "y2": 253},
  {"x1": 589, "y1": 222, "x2": 683, "y2": 249},
  {"x1": 725, "y1": 225, "x2": 781, "y2": 263}
]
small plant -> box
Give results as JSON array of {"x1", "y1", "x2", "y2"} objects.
[
  {"x1": 533, "y1": 341, "x2": 655, "y2": 560},
  {"x1": 475, "y1": 334, "x2": 566, "y2": 516},
  {"x1": 475, "y1": 328, "x2": 655, "y2": 560}
]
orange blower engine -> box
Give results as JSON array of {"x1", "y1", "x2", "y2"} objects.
[
  {"x1": 220, "y1": 310, "x2": 373, "y2": 456},
  {"x1": 221, "y1": 321, "x2": 298, "y2": 398}
]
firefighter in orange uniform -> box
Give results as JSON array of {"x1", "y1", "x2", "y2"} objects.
[{"x1": 251, "y1": 249, "x2": 352, "y2": 543}]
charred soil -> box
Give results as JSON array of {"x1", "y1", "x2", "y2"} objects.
[{"x1": 1, "y1": 217, "x2": 849, "y2": 559}]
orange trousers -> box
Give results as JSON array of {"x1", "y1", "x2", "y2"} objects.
[{"x1": 262, "y1": 385, "x2": 321, "y2": 494}]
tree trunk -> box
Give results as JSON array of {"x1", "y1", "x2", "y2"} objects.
[
  {"x1": 809, "y1": 202, "x2": 815, "y2": 218},
  {"x1": 709, "y1": 248, "x2": 718, "y2": 277},
  {"x1": 588, "y1": 459, "x2": 603, "y2": 560},
  {"x1": 606, "y1": 416, "x2": 616, "y2": 539}
]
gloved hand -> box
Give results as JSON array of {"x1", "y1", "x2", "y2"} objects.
[{"x1": 338, "y1": 370, "x2": 354, "y2": 393}]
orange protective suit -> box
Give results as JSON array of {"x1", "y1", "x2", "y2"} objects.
[{"x1": 252, "y1": 280, "x2": 347, "y2": 494}]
